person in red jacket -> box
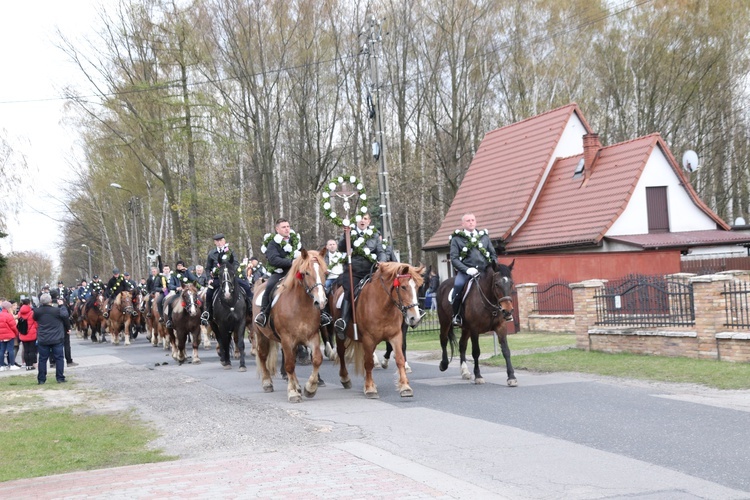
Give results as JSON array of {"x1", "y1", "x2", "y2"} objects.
[
  {"x1": 17, "y1": 298, "x2": 37, "y2": 370},
  {"x1": 0, "y1": 301, "x2": 20, "y2": 371}
]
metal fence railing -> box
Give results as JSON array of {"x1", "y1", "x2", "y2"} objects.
[
  {"x1": 532, "y1": 279, "x2": 573, "y2": 314},
  {"x1": 722, "y1": 281, "x2": 750, "y2": 329},
  {"x1": 594, "y1": 274, "x2": 695, "y2": 327}
]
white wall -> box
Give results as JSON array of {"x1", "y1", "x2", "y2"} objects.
[{"x1": 607, "y1": 145, "x2": 718, "y2": 236}]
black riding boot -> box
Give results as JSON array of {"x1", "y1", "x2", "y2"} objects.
[
  {"x1": 255, "y1": 291, "x2": 269, "y2": 327},
  {"x1": 452, "y1": 295, "x2": 463, "y2": 326},
  {"x1": 334, "y1": 299, "x2": 350, "y2": 340}
]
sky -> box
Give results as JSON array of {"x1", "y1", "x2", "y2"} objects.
[{"x1": 0, "y1": 1, "x2": 109, "y2": 268}]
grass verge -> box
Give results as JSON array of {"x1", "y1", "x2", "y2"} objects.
[
  {"x1": 0, "y1": 376, "x2": 175, "y2": 481},
  {"x1": 486, "y1": 348, "x2": 750, "y2": 390},
  {"x1": 404, "y1": 331, "x2": 576, "y2": 353}
]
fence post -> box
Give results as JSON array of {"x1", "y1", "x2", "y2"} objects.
[
  {"x1": 570, "y1": 279, "x2": 606, "y2": 350},
  {"x1": 516, "y1": 283, "x2": 537, "y2": 332},
  {"x1": 689, "y1": 273, "x2": 732, "y2": 360}
]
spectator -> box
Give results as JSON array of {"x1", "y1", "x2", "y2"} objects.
[
  {"x1": 33, "y1": 293, "x2": 69, "y2": 384},
  {"x1": 50, "y1": 288, "x2": 77, "y2": 368},
  {"x1": 427, "y1": 269, "x2": 440, "y2": 311},
  {"x1": 0, "y1": 301, "x2": 20, "y2": 370},
  {"x1": 17, "y1": 298, "x2": 38, "y2": 370}
]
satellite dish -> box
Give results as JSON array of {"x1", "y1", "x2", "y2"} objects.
[{"x1": 682, "y1": 150, "x2": 699, "y2": 172}]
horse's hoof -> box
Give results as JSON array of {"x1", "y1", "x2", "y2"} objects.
[
  {"x1": 192, "y1": 359, "x2": 201, "y2": 365},
  {"x1": 303, "y1": 387, "x2": 317, "y2": 398},
  {"x1": 400, "y1": 387, "x2": 414, "y2": 398},
  {"x1": 474, "y1": 377, "x2": 485, "y2": 385},
  {"x1": 461, "y1": 371, "x2": 471, "y2": 380},
  {"x1": 380, "y1": 358, "x2": 389, "y2": 369},
  {"x1": 223, "y1": 364, "x2": 232, "y2": 370},
  {"x1": 317, "y1": 379, "x2": 326, "y2": 387},
  {"x1": 288, "y1": 394, "x2": 302, "y2": 403},
  {"x1": 365, "y1": 390, "x2": 380, "y2": 399},
  {"x1": 507, "y1": 378, "x2": 518, "y2": 387},
  {"x1": 239, "y1": 366, "x2": 247, "y2": 373},
  {"x1": 341, "y1": 380, "x2": 352, "y2": 390},
  {"x1": 439, "y1": 361, "x2": 448, "y2": 372},
  {"x1": 263, "y1": 384, "x2": 274, "y2": 393}
]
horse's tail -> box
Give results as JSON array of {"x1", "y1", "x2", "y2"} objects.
[
  {"x1": 447, "y1": 327, "x2": 458, "y2": 363},
  {"x1": 256, "y1": 337, "x2": 278, "y2": 379},
  {"x1": 351, "y1": 340, "x2": 365, "y2": 377}
]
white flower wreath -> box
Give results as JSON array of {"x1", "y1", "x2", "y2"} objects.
[
  {"x1": 321, "y1": 174, "x2": 368, "y2": 227},
  {"x1": 351, "y1": 226, "x2": 378, "y2": 263},
  {"x1": 261, "y1": 229, "x2": 302, "y2": 272},
  {"x1": 450, "y1": 229, "x2": 491, "y2": 261}
]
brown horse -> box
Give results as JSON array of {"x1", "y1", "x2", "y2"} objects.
[
  {"x1": 83, "y1": 292, "x2": 106, "y2": 343},
  {"x1": 253, "y1": 249, "x2": 328, "y2": 403},
  {"x1": 168, "y1": 285, "x2": 203, "y2": 364},
  {"x1": 147, "y1": 292, "x2": 170, "y2": 349},
  {"x1": 108, "y1": 291, "x2": 134, "y2": 345},
  {"x1": 331, "y1": 262, "x2": 424, "y2": 399},
  {"x1": 436, "y1": 260, "x2": 516, "y2": 385}
]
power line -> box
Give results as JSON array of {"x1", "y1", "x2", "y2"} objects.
[{"x1": 0, "y1": 0, "x2": 654, "y2": 107}]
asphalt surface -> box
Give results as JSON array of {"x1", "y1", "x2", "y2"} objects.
[{"x1": 1, "y1": 332, "x2": 749, "y2": 499}]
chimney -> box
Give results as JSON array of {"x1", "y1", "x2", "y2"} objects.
[{"x1": 583, "y1": 133, "x2": 601, "y2": 172}]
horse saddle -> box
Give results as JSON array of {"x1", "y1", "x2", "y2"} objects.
[
  {"x1": 254, "y1": 279, "x2": 281, "y2": 308},
  {"x1": 335, "y1": 275, "x2": 372, "y2": 309},
  {"x1": 448, "y1": 279, "x2": 474, "y2": 304}
]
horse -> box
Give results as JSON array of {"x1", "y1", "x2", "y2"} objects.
[
  {"x1": 436, "y1": 260, "x2": 516, "y2": 385},
  {"x1": 147, "y1": 292, "x2": 170, "y2": 349},
  {"x1": 252, "y1": 249, "x2": 328, "y2": 402},
  {"x1": 129, "y1": 288, "x2": 148, "y2": 340},
  {"x1": 331, "y1": 262, "x2": 424, "y2": 399},
  {"x1": 210, "y1": 263, "x2": 247, "y2": 371},
  {"x1": 168, "y1": 284, "x2": 204, "y2": 364},
  {"x1": 83, "y1": 292, "x2": 106, "y2": 343},
  {"x1": 107, "y1": 290, "x2": 134, "y2": 346}
]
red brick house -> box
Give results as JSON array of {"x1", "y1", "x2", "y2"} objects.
[{"x1": 424, "y1": 103, "x2": 750, "y2": 285}]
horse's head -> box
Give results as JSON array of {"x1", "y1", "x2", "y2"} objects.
[
  {"x1": 180, "y1": 284, "x2": 200, "y2": 317},
  {"x1": 119, "y1": 290, "x2": 134, "y2": 315},
  {"x1": 220, "y1": 264, "x2": 235, "y2": 300},
  {"x1": 379, "y1": 262, "x2": 425, "y2": 327},
  {"x1": 488, "y1": 259, "x2": 514, "y2": 321},
  {"x1": 284, "y1": 248, "x2": 328, "y2": 310}
]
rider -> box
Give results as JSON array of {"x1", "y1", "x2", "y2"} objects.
[
  {"x1": 163, "y1": 260, "x2": 199, "y2": 328},
  {"x1": 254, "y1": 219, "x2": 298, "y2": 328},
  {"x1": 56, "y1": 280, "x2": 71, "y2": 304},
  {"x1": 247, "y1": 256, "x2": 269, "y2": 294},
  {"x1": 449, "y1": 213, "x2": 496, "y2": 326},
  {"x1": 157, "y1": 265, "x2": 180, "y2": 326},
  {"x1": 323, "y1": 239, "x2": 344, "y2": 294},
  {"x1": 201, "y1": 234, "x2": 253, "y2": 325},
  {"x1": 102, "y1": 268, "x2": 127, "y2": 319},
  {"x1": 333, "y1": 213, "x2": 386, "y2": 339},
  {"x1": 88, "y1": 275, "x2": 104, "y2": 297}
]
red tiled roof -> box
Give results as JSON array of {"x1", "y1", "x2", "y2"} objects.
[
  {"x1": 423, "y1": 103, "x2": 591, "y2": 250},
  {"x1": 606, "y1": 230, "x2": 750, "y2": 249},
  {"x1": 506, "y1": 135, "x2": 657, "y2": 252}
]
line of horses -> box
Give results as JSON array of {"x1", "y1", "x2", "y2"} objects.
[{"x1": 70, "y1": 250, "x2": 518, "y2": 402}]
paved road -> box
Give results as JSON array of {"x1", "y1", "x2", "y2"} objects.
[{"x1": 1, "y1": 334, "x2": 749, "y2": 499}]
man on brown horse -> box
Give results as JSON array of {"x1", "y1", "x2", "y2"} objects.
[
  {"x1": 255, "y1": 219, "x2": 300, "y2": 327},
  {"x1": 450, "y1": 213, "x2": 497, "y2": 326},
  {"x1": 333, "y1": 213, "x2": 386, "y2": 339}
]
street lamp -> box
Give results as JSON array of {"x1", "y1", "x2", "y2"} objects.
[
  {"x1": 81, "y1": 244, "x2": 92, "y2": 280},
  {"x1": 110, "y1": 182, "x2": 141, "y2": 276}
]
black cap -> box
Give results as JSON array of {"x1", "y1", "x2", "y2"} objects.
[
  {"x1": 57, "y1": 280, "x2": 64, "y2": 285},
  {"x1": 213, "y1": 233, "x2": 225, "y2": 240},
  {"x1": 124, "y1": 272, "x2": 130, "y2": 276},
  {"x1": 113, "y1": 268, "x2": 120, "y2": 274},
  {"x1": 93, "y1": 275, "x2": 99, "y2": 279},
  {"x1": 50, "y1": 289, "x2": 59, "y2": 299}
]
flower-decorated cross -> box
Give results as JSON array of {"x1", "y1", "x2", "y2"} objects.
[{"x1": 321, "y1": 175, "x2": 368, "y2": 228}]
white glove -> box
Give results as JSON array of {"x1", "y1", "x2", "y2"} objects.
[{"x1": 466, "y1": 267, "x2": 479, "y2": 276}]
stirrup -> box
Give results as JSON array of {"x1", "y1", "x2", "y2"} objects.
[
  {"x1": 102, "y1": 311, "x2": 109, "y2": 318},
  {"x1": 452, "y1": 314, "x2": 462, "y2": 327},
  {"x1": 165, "y1": 319, "x2": 173, "y2": 328},
  {"x1": 320, "y1": 312, "x2": 332, "y2": 327},
  {"x1": 255, "y1": 312, "x2": 267, "y2": 327},
  {"x1": 200, "y1": 310, "x2": 210, "y2": 326},
  {"x1": 334, "y1": 318, "x2": 346, "y2": 340}
]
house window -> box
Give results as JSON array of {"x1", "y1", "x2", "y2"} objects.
[{"x1": 646, "y1": 186, "x2": 669, "y2": 233}]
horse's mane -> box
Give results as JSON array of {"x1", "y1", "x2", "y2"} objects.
[
  {"x1": 282, "y1": 249, "x2": 328, "y2": 289},
  {"x1": 377, "y1": 261, "x2": 425, "y2": 288}
]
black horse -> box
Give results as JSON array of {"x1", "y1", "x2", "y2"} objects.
[
  {"x1": 436, "y1": 260, "x2": 516, "y2": 386},
  {"x1": 210, "y1": 264, "x2": 247, "y2": 371}
]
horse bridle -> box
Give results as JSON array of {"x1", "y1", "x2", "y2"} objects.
[
  {"x1": 379, "y1": 273, "x2": 423, "y2": 318},
  {"x1": 471, "y1": 273, "x2": 513, "y2": 318},
  {"x1": 296, "y1": 269, "x2": 325, "y2": 300}
]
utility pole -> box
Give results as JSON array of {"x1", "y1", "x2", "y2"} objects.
[{"x1": 366, "y1": 15, "x2": 394, "y2": 244}]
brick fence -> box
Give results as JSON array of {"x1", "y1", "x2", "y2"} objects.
[{"x1": 517, "y1": 273, "x2": 750, "y2": 363}]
